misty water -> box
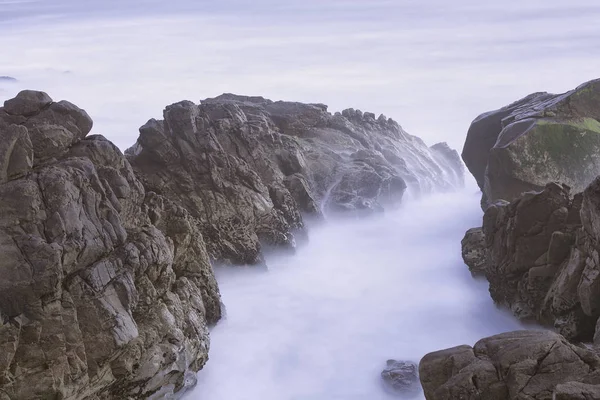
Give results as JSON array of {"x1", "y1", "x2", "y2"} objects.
[{"x1": 188, "y1": 189, "x2": 522, "y2": 400}]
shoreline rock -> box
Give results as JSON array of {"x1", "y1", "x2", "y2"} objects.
[
  {"x1": 126, "y1": 93, "x2": 464, "y2": 265},
  {"x1": 420, "y1": 330, "x2": 600, "y2": 400},
  {"x1": 0, "y1": 90, "x2": 464, "y2": 399},
  {"x1": 462, "y1": 79, "x2": 600, "y2": 208}
]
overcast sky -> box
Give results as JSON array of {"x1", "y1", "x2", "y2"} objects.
[{"x1": 1, "y1": 0, "x2": 600, "y2": 150}]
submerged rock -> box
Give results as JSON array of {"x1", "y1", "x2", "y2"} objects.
[
  {"x1": 419, "y1": 330, "x2": 600, "y2": 400},
  {"x1": 0, "y1": 76, "x2": 17, "y2": 82},
  {"x1": 462, "y1": 79, "x2": 600, "y2": 207},
  {"x1": 381, "y1": 360, "x2": 421, "y2": 395}
]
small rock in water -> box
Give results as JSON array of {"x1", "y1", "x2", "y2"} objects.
[
  {"x1": 381, "y1": 359, "x2": 421, "y2": 396},
  {"x1": 0, "y1": 76, "x2": 17, "y2": 82}
]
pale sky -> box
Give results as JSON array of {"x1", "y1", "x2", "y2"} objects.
[{"x1": 1, "y1": 0, "x2": 600, "y2": 151}]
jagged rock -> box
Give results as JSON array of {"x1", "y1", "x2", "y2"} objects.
[
  {"x1": 462, "y1": 79, "x2": 600, "y2": 207},
  {"x1": 461, "y1": 227, "x2": 486, "y2": 276},
  {"x1": 461, "y1": 182, "x2": 599, "y2": 340},
  {"x1": 0, "y1": 91, "x2": 221, "y2": 399},
  {"x1": 127, "y1": 94, "x2": 464, "y2": 264},
  {"x1": 419, "y1": 330, "x2": 600, "y2": 400},
  {"x1": 431, "y1": 142, "x2": 465, "y2": 187},
  {"x1": 381, "y1": 360, "x2": 421, "y2": 395}
]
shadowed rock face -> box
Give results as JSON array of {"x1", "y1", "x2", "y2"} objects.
[
  {"x1": 461, "y1": 179, "x2": 600, "y2": 343},
  {"x1": 126, "y1": 94, "x2": 464, "y2": 265},
  {"x1": 420, "y1": 330, "x2": 600, "y2": 400},
  {"x1": 0, "y1": 91, "x2": 221, "y2": 400},
  {"x1": 462, "y1": 79, "x2": 600, "y2": 208}
]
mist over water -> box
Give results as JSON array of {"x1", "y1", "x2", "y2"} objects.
[
  {"x1": 189, "y1": 189, "x2": 522, "y2": 400},
  {"x1": 1, "y1": 1, "x2": 593, "y2": 398}
]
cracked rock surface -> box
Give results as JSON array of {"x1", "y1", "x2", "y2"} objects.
[
  {"x1": 420, "y1": 330, "x2": 600, "y2": 400},
  {"x1": 0, "y1": 91, "x2": 221, "y2": 399},
  {"x1": 462, "y1": 78, "x2": 600, "y2": 208},
  {"x1": 126, "y1": 94, "x2": 464, "y2": 265}
]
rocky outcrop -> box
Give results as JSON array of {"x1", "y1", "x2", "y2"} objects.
[
  {"x1": 0, "y1": 91, "x2": 221, "y2": 399},
  {"x1": 381, "y1": 360, "x2": 420, "y2": 395},
  {"x1": 420, "y1": 330, "x2": 600, "y2": 400},
  {"x1": 0, "y1": 90, "x2": 464, "y2": 399},
  {"x1": 459, "y1": 179, "x2": 600, "y2": 342},
  {"x1": 126, "y1": 94, "x2": 464, "y2": 265},
  {"x1": 462, "y1": 79, "x2": 600, "y2": 207}
]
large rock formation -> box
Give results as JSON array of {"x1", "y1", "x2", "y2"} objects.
[
  {"x1": 421, "y1": 78, "x2": 600, "y2": 399},
  {"x1": 126, "y1": 94, "x2": 464, "y2": 265},
  {"x1": 462, "y1": 79, "x2": 600, "y2": 207},
  {"x1": 461, "y1": 178, "x2": 600, "y2": 343},
  {"x1": 0, "y1": 90, "x2": 464, "y2": 399},
  {"x1": 420, "y1": 330, "x2": 600, "y2": 400},
  {"x1": 0, "y1": 91, "x2": 221, "y2": 399}
]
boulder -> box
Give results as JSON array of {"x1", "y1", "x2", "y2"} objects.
[
  {"x1": 462, "y1": 79, "x2": 600, "y2": 207},
  {"x1": 419, "y1": 330, "x2": 600, "y2": 400},
  {"x1": 0, "y1": 91, "x2": 221, "y2": 399}
]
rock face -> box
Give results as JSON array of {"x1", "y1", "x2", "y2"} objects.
[
  {"x1": 0, "y1": 91, "x2": 221, "y2": 399},
  {"x1": 462, "y1": 79, "x2": 600, "y2": 207},
  {"x1": 460, "y1": 179, "x2": 600, "y2": 342},
  {"x1": 0, "y1": 90, "x2": 463, "y2": 399},
  {"x1": 420, "y1": 330, "x2": 600, "y2": 400},
  {"x1": 126, "y1": 94, "x2": 464, "y2": 265}
]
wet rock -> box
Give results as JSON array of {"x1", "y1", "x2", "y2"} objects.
[
  {"x1": 419, "y1": 330, "x2": 600, "y2": 400},
  {"x1": 381, "y1": 360, "x2": 421, "y2": 395},
  {"x1": 462, "y1": 79, "x2": 600, "y2": 207},
  {"x1": 0, "y1": 76, "x2": 17, "y2": 82}
]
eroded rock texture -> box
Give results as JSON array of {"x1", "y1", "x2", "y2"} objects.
[
  {"x1": 420, "y1": 330, "x2": 600, "y2": 400},
  {"x1": 462, "y1": 79, "x2": 600, "y2": 207},
  {"x1": 126, "y1": 94, "x2": 464, "y2": 265},
  {"x1": 0, "y1": 90, "x2": 465, "y2": 399},
  {"x1": 460, "y1": 179, "x2": 600, "y2": 343},
  {"x1": 0, "y1": 91, "x2": 221, "y2": 399}
]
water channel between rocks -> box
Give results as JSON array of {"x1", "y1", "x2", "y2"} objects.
[{"x1": 189, "y1": 189, "x2": 523, "y2": 400}]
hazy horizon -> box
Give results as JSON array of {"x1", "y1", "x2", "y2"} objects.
[{"x1": 2, "y1": 0, "x2": 600, "y2": 151}]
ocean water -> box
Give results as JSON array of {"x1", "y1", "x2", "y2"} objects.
[
  {"x1": 190, "y1": 189, "x2": 522, "y2": 400},
  {"x1": 1, "y1": 1, "x2": 596, "y2": 399}
]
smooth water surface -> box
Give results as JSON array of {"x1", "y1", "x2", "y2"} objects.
[{"x1": 190, "y1": 190, "x2": 522, "y2": 400}]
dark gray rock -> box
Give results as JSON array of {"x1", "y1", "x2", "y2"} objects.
[
  {"x1": 461, "y1": 227, "x2": 486, "y2": 277},
  {"x1": 3, "y1": 89, "x2": 53, "y2": 117},
  {"x1": 381, "y1": 360, "x2": 421, "y2": 395},
  {"x1": 462, "y1": 79, "x2": 600, "y2": 207},
  {"x1": 419, "y1": 330, "x2": 600, "y2": 400},
  {"x1": 127, "y1": 94, "x2": 464, "y2": 264}
]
